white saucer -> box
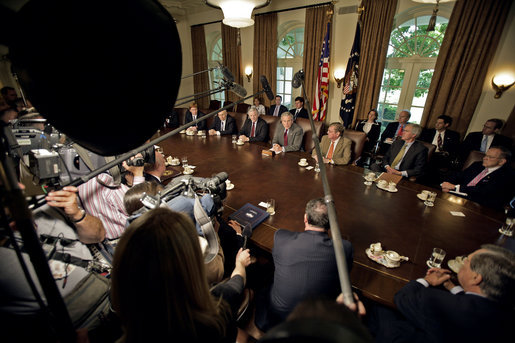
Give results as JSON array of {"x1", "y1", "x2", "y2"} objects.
[
  {"x1": 183, "y1": 169, "x2": 194, "y2": 175},
  {"x1": 171, "y1": 162, "x2": 181, "y2": 166},
  {"x1": 417, "y1": 193, "x2": 427, "y2": 201},
  {"x1": 236, "y1": 142, "x2": 244, "y2": 146},
  {"x1": 377, "y1": 184, "x2": 398, "y2": 193},
  {"x1": 226, "y1": 184, "x2": 234, "y2": 190},
  {"x1": 180, "y1": 130, "x2": 186, "y2": 134},
  {"x1": 298, "y1": 162, "x2": 309, "y2": 167}
]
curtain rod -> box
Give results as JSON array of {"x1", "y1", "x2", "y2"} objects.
[{"x1": 191, "y1": 1, "x2": 333, "y2": 27}]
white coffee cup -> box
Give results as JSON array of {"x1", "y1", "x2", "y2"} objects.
[
  {"x1": 300, "y1": 158, "x2": 307, "y2": 164},
  {"x1": 370, "y1": 243, "x2": 382, "y2": 255},
  {"x1": 378, "y1": 180, "x2": 388, "y2": 188},
  {"x1": 388, "y1": 181, "x2": 397, "y2": 191},
  {"x1": 237, "y1": 139, "x2": 243, "y2": 144}
]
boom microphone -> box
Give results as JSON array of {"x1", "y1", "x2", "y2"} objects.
[
  {"x1": 227, "y1": 81, "x2": 247, "y2": 98},
  {"x1": 218, "y1": 62, "x2": 235, "y2": 83},
  {"x1": 259, "y1": 75, "x2": 275, "y2": 100},
  {"x1": 292, "y1": 69, "x2": 305, "y2": 89}
]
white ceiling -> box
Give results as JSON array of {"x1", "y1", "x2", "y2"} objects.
[{"x1": 158, "y1": 0, "x2": 212, "y2": 21}]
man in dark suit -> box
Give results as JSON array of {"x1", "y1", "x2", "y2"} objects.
[
  {"x1": 269, "y1": 95, "x2": 288, "y2": 117},
  {"x1": 384, "y1": 244, "x2": 515, "y2": 343},
  {"x1": 373, "y1": 123, "x2": 428, "y2": 178},
  {"x1": 441, "y1": 146, "x2": 514, "y2": 209},
  {"x1": 185, "y1": 102, "x2": 207, "y2": 132},
  {"x1": 289, "y1": 96, "x2": 309, "y2": 121},
  {"x1": 238, "y1": 108, "x2": 269, "y2": 143},
  {"x1": 254, "y1": 198, "x2": 353, "y2": 331},
  {"x1": 380, "y1": 110, "x2": 411, "y2": 143},
  {"x1": 271, "y1": 112, "x2": 303, "y2": 153},
  {"x1": 208, "y1": 109, "x2": 236, "y2": 136},
  {"x1": 143, "y1": 150, "x2": 166, "y2": 186},
  {"x1": 459, "y1": 118, "x2": 512, "y2": 161}
]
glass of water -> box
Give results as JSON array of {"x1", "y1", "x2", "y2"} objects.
[
  {"x1": 181, "y1": 156, "x2": 188, "y2": 168},
  {"x1": 232, "y1": 135, "x2": 237, "y2": 143},
  {"x1": 424, "y1": 192, "x2": 437, "y2": 207},
  {"x1": 499, "y1": 217, "x2": 514, "y2": 237},
  {"x1": 266, "y1": 199, "x2": 276, "y2": 215},
  {"x1": 427, "y1": 248, "x2": 446, "y2": 268}
]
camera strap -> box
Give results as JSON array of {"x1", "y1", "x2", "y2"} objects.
[
  {"x1": 193, "y1": 193, "x2": 219, "y2": 264},
  {"x1": 73, "y1": 143, "x2": 121, "y2": 186}
]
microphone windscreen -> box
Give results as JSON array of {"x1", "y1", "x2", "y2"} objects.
[
  {"x1": 220, "y1": 66, "x2": 235, "y2": 83},
  {"x1": 259, "y1": 75, "x2": 275, "y2": 100},
  {"x1": 229, "y1": 83, "x2": 247, "y2": 98},
  {"x1": 292, "y1": 70, "x2": 305, "y2": 89},
  {"x1": 9, "y1": 0, "x2": 182, "y2": 156}
]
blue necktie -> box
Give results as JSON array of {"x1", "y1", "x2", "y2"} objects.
[{"x1": 480, "y1": 135, "x2": 488, "y2": 152}]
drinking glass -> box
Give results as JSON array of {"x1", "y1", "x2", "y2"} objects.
[
  {"x1": 232, "y1": 135, "x2": 237, "y2": 143},
  {"x1": 427, "y1": 248, "x2": 446, "y2": 268},
  {"x1": 266, "y1": 199, "x2": 276, "y2": 215},
  {"x1": 314, "y1": 163, "x2": 320, "y2": 173},
  {"x1": 363, "y1": 168, "x2": 374, "y2": 186},
  {"x1": 424, "y1": 192, "x2": 437, "y2": 207},
  {"x1": 499, "y1": 217, "x2": 513, "y2": 237},
  {"x1": 181, "y1": 156, "x2": 188, "y2": 168}
]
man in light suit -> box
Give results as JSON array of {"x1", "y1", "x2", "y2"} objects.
[
  {"x1": 269, "y1": 95, "x2": 288, "y2": 117},
  {"x1": 373, "y1": 123, "x2": 428, "y2": 178},
  {"x1": 254, "y1": 198, "x2": 353, "y2": 331},
  {"x1": 313, "y1": 122, "x2": 352, "y2": 165},
  {"x1": 375, "y1": 244, "x2": 514, "y2": 343},
  {"x1": 289, "y1": 96, "x2": 309, "y2": 121},
  {"x1": 441, "y1": 146, "x2": 514, "y2": 209},
  {"x1": 271, "y1": 112, "x2": 303, "y2": 153},
  {"x1": 239, "y1": 108, "x2": 269, "y2": 143},
  {"x1": 208, "y1": 109, "x2": 236, "y2": 136}
]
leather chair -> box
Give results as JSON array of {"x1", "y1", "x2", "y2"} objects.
[
  {"x1": 462, "y1": 150, "x2": 485, "y2": 171},
  {"x1": 209, "y1": 100, "x2": 221, "y2": 110},
  {"x1": 418, "y1": 140, "x2": 437, "y2": 163},
  {"x1": 173, "y1": 107, "x2": 188, "y2": 125},
  {"x1": 230, "y1": 112, "x2": 249, "y2": 132},
  {"x1": 342, "y1": 129, "x2": 367, "y2": 164},
  {"x1": 223, "y1": 101, "x2": 234, "y2": 112},
  {"x1": 235, "y1": 103, "x2": 251, "y2": 113},
  {"x1": 295, "y1": 117, "x2": 323, "y2": 152},
  {"x1": 260, "y1": 114, "x2": 280, "y2": 143}
]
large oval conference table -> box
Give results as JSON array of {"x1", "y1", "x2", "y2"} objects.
[{"x1": 156, "y1": 129, "x2": 511, "y2": 306}]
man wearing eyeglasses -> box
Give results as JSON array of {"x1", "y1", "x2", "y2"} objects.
[
  {"x1": 441, "y1": 146, "x2": 514, "y2": 209},
  {"x1": 312, "y1": 122, "x2": 352, "y2": 165}
]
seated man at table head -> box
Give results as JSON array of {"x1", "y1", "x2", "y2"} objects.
[
  {"x1": 441, "y1": 146, "x2": 514, "y2": 209},
  {"x1": 313, "y1": 122, "x2": 352, "y2": 165},
  {"x1": 271, "y1": 112, "x2": 303, "y2": 153},
  {"x1": 380, "y1": 110, "x2": 411, "y2": 143},
  {"x1": 239, "y1": 107, "x2": 269, "y2": 143},
  {"x1": 270, "y1": 95, "x2": 288, "y2": 117},
  {"x1": 208, "y1": 109, "x2": 236, "y2": 136},
  {"x1": 185, "y1": 101, "x2": 207, "y2": 132},
  {"x1": 380, "y1": 244, "x2": 515, "y2": 343},
  {"x1": 289, "y1": 96, "x2": 309, "y2": 121},
  {"x1": 254, "y1": 197, "x2": 353, "y2": 332},
  {"x1": 372, "y1": 123, "x2": 427, "y2": 178},
  {"x1": 459, "y1": 118, "x2": 512, "y2": 161}
]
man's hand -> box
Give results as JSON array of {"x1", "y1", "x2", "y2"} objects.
[
  {"x1": 322, "y1": 157, "x2": 331, "y2": 164},
  {"x1": 228, "y1": 220, "x2": 242, "y2": 235},
  {"x1": 272, "y1": 144, "x2": 282, "y2": 153},
  {"x1": 336, "y1": 292, "x2": 366, "y2": 318},
  {"x1": 385, "y1": 166, "x2": 401, "y2": 175},
  {"x1": 441, "y1": 181, "x2": 456, "y2": 192},
  {"x1": 46, "y1": 186, "x2": 83, "y2": 221},
  {"x1": 385, "y1": 138, "x2": 393, "y2": 143},
  {"x1": 424, "y1": 267, "x2": 452, "y2": 286},
  {"x1": 208, "y1": 129, "x2": 217, "y2": 136},
  {"x1": 235, "y1": 248, "x2": 252, "y2": 268},
  {"x1": 239, "y1": 134, "x2": 249, "y2": 142}
]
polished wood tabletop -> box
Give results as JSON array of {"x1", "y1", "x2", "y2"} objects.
[{"x1": 155, "y1": 129, "x2": 510, "y2": 306}]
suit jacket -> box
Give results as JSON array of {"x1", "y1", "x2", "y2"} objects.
[
  {"x1": 381, "y1": 121, "x2": 406, "y2": 142},
  {"x1": 210, "y1": 115, "x2": 237, "y2": 135},
  {"x1": 269, "y1": 230, "x2": 353, "y2": 324},
  {"x1": 313, "y1": 135, "x2": 352, "y2": 165},
  {"x1": 239, "y1": 117, "x2": 269, "y2": 142},
  {"x1": 355, "y1": 120, "x2": 381, "y2": 146},
  {"x1": 449, "y1": 161, "x2": 515, "y2": 209},
  {"x1": 460, "y1": 131, "x2": 513, "y2": 161},
  {"x1": 269, "y1": 104, "x2": 288, "y2": 117},
  {"x1": 289, "y1": 107, "x2": 309, "y2": 121},
  {"x1": 185, "y1": 110, "x2": 207, "y2": 130},
  {"x1": 382, "y1": 140, "x2": 428, "y2": 177},
  {"x1": 144, "y1": 173, "x2": 163, "y2": 186},
  {"x1": 271, "y1": 122, "x2": 303, "y2": 152},
  {"x1": 420, "y1": 128, "x2": 460, "y2": 154},
  {"x1": 394, "y1": 281, "x2": 513, "y2": 343}
]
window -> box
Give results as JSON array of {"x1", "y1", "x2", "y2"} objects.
[
  {"x1": 208, "y1": 36, "x2": 225, "y2": 103},
  {"x1": 377, "y1": 15, "x2": 448, "y2": 130},
  {"x1": 277, "y1": 26, "x2": 304, "y2": 108}
]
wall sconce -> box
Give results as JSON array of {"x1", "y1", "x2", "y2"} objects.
[
  {"x1": 492, "y1": 74, "x2": 515, "y2": 99},
  {"x1": 334, "y1": 69, "x2": 345, "y2": 88},
  {"x1": 245, "y1": 66, "x2": 253, "y2": 82}
]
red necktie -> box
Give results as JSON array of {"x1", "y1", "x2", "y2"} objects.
[
  {"x1": 327, "y1": 141, "x2": 335, "y2": 160},
  {"x1": 396, "y1": 124, "x2": 403, "y2": 137},
  {"x1": 467, "y1": 168, "x2": 488, "y2": 187},
  {"x1": 250, "y1": 122, "x2": 255, "y2": 137},
  {"x1": 284, "y1": 129, "x2": 288, "y2": 146}
]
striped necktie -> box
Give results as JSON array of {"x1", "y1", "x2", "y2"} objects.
[
  {"x1": 391, "y1": 143, "x2": 407, "y2": 169},
  {"x1": 467, "y1": 168, "x2": 488, "y2": 187},
  {"x1": 437, "y1": 133, "x2": 443, "y2": 151}
]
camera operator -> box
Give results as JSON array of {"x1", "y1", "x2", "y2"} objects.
[{"x1": 0, "y1": 184, "x2": 118, "y2": 341}]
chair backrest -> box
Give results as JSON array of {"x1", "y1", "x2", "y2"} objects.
[
  {"x1": 223, "y1": 101, "x2": 234, "y2": 112},
  {"x1": 260, "y1": 115, "x2": 280, "y2": 143},
  {"x1": 174, "y1": 108, "x2": 188, "y2": 125},
  {"x1": 462, "y1": 150, "x2": 485, "y2": 171},
  {"x1": 209, "y1": 100, "x2": 221, "y2": 110},
  {"x1": 295, "y1": 117, "x2": 324, "y2": 152},
  {"x1": 417, "y1": 140, "x2": 436, "y2": 162},
  {"x1": 229, "y1": 112, "x2": 249, "y2": 132},
  {"x1": 235, "y1": 103, "x2": 251, "y2": 113},
  {"x1": 342, "y1": 129, "x2": 367, "y2": 163}
]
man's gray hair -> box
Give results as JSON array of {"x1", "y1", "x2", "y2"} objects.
[
  {"x1": 248, "y1": 107, "x2": 258, "y2": 116},
  {"x1": 471, "y1": 244, "x2": 515, "y2": 306},
  {"x1": 407, "y1": 123, "x2": 422, "y2": 138},
  {"x1": 305, "y1": 198, "x2": 329, "y2": 230},
  {"x1": 281, "y1": 112, "x2": 293, "y2": 120}
]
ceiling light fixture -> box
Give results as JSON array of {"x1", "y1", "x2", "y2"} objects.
[{"x1": 205, "y1": 0, "x2": 271, "y2": 28}]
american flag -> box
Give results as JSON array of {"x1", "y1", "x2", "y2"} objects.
[
  {"x1": 339, "y1": 23, "x2": 360, "y2": 127},
  {"x1": 312, "y1": 22, "x2": 331, "y2": 121}
]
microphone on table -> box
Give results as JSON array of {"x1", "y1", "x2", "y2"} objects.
[
  {"x1": 259, "y1": 75, "x2": 275, "y2": 100},
  {"x1": 292, "y1": 69, "x2": 305, "y2": 89}
]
